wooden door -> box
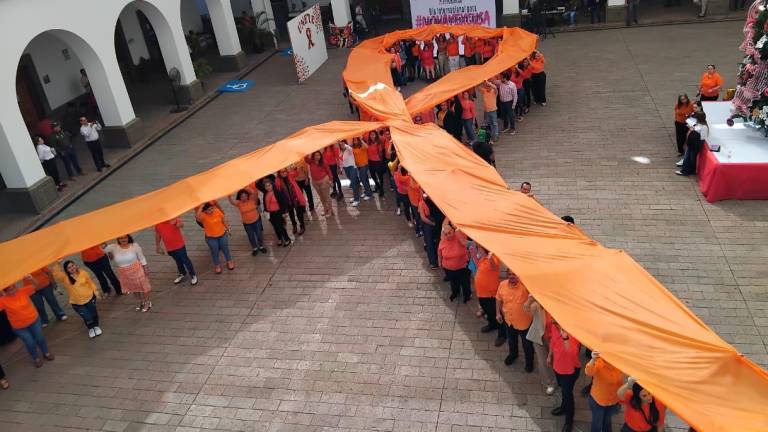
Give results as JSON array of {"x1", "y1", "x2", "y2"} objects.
[{"x1": 16, "y1": 63, "x2": 40, "y2": 131}]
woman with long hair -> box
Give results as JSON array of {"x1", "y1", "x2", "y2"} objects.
[
  {"x1": 53, "y1": 260, "x2": 103, "y2": 338},
  {"x1": 306, "y1": 151, "x2": 334, "y2": 216},
  {"x1": 262, "y1": 178, "x2": 292, "y2": 246},
  {"x1": 0, "y1": 282, "x2": 54, "y2": 367},
  {"x1": 292, "y1": 158, "x2": 315, "y2": 212},
  {"x1": 366, "y1": 130, "x2": 386, "y2": 196},
  {"x1": 106, "y1": 235, "x2": 153, "y2": 312},
  {"x1": 196, "y1": 203, "x2": 235, "y2": 273},
  {"x1": 676, "y1": 111, "x2": 708, "y2": 176},
  {"x1": 323, "y1": 144, "x2": 343, "y2": 201},
  {"x1": 512, "y1": 65, "x2": 527, "y2": 121},
  {"x1": 34, "y1": 136, "x2": 66, "y2": 191},
  {"x1": 438, "y1": 220, "x2": 471, "y2": 302},
  {"x1": 227, "y1": 187, "x2": 266, "y2": 255},
  {"x1": 275, "y1": 168, "x2": 307, "y2": 235},
  {"x1": 617, "y1": 378, "x2": 667, "y2": 432},
  {"x1": 673, "y1": 94, "x2": 695, "y2": 156}
]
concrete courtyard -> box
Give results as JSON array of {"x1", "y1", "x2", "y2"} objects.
[{"x1": 1, "y1": 20, "x2": 765, "y2": 432}]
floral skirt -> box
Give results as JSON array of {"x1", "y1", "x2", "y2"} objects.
[{"x1": 117, "y1": 261, "x2": 151, "y2": 294}]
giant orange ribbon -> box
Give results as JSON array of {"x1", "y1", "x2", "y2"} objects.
[{"x1": 0, "y1": 25, "x2": 766, "y2": 432}]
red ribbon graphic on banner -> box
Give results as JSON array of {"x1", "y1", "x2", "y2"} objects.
[{"x1": 306, "y1": 27, "x2": 315, "y2": 49}]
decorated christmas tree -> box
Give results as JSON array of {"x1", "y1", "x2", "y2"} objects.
[{"x1": 730, "y1": 0, "x2": 768, "y2": 132}]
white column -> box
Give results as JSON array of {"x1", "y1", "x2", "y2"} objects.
[
  {"x1": 502, "y1": 0, "x2": 520, "y2": 14},
  {"x1": 331, "y1": 0, "x2": 352, "y2": 26},
  {"x1": 606, "y1": 0, "x2": 624, "y2": 5},
  {"x1": 0, "y1": 112, "x2": 47, "y2": 189},
  {"x1": 251, "y1": 0, "x2": 277, "y2": 33},
  {"x1": 205, "y1": 0, "x2": 243, "y2": 56}
]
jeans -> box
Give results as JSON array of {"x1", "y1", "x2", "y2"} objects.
[
  {"x1": 484, "y1": 111, "x2": 498, "y2": 138},
  {"x1": 205, "y1": 234, "x2": 232, "y2": 266},
  {"x1": 589, "y1": 395, "x2": 617, "y2": 432},
  {"x1": 506, "y1": 325, "x2": 534, "y2": 369},
  {"x1": 84, "y1": 255, "x2": 122, "y2": 295},
  {"x1": 168, "y1": 246, "x2": 196, "y2": 276},
  {"x1": 462, "y1": 118, "x2": 476, "y2": 142},
  {"x1": 410, "y1": 204, "x2": 422, "y2": 234},
  {"x1": 329, "y1": 164, "x2": 343, "y2": 196},
  {"x1": 269, "y1": 211, "x2": 291, "y2": 242},
  {"x1": 445, "y1": 267, "x2": 471, "y2": 300},
  {"x1": 357, "y1": 165, "x2": 374, "y2": 197},
  {"x1": 86, "y1": 139, "x2": 106, "y2": 170},
  {"x1": 30, "y1": 284, "x2": 66, "y2": 325},
  {"x1": 60, "y1": 148, "x2": 83, "y2": 177},
  {"x1": 243, "y1": 219, "x2": 264, "y2": 249},
  {"x1": 296, "y1": 179, "x2": 315, "y2": 211},
  {"x1": 625, "y1": 0, "x2": 639, "y2": 25},
  {"x1": 396, "y1": 192, "x2": 411, "y2": 221},
  {"x1": 590, "y1": 5, "x2": 603, "y2": 23},
  {"x1": 71, "y1": 295, "x2": 99, "y2": 330},
  {"x1": 556, "y1": 369, "x2": 581, "y2": 425},
  {"x1": 369, "y1": 160, "x2": 386, "y2": 194},
  {"x1": 515, "y1": 88, "x2": 526, "y2": 117},
  {"x1": 13, "y1": 318, "x2": 49, "y2": 360},
  {"x1": 422, "y1": 222, "x2": 438, "y2": 266},
  {"x1": 563, "y1": 10, "x2": 577, "y2": 25},
  {"x1": 343, "y1": 166, "x2": 361, "y2": 202},
  {"x1": 681, "y1": 132, "x2": 702, "y2": 175},
  {"x1": 500, "y1": 101, "x2": 515, "y2": 131},
  {"x1": 478, "y1": 297, "x2": 505, "y2": 339}
]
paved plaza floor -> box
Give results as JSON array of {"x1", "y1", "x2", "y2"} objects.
[{"x1": 1, "y1": 20, "x2": 766, "y2": 432}]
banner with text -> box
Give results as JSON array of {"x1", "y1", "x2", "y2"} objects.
[
  {"x1": 288, "y1": 4, "x2": 328, "y2": 83},
  {"x1": 410, "y1": 0, "x2": 496, "y2": 28}
]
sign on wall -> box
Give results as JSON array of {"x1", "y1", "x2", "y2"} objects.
[
  {"x1": 410, "y1": 0, "x2": 496, "y2": 28},
  {"x1": 287, "y1": 4, "x2": 328, "y2": 83}
]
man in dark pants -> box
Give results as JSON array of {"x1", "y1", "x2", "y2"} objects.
[
  {"x1": 496, "y1": 270, "x2": 534, "y2": 370},
  {"x1": 80, "y1": 245, "x2": 122, "y2": 296},
  {"x1": 475, "y1": 249, "x2": 505, "y2": 347},
  {"x1": 50, "y1": 122, "x2": 83, "y2": 180},
  {"x1": 79, "y1": 117, "x2": 110, "y2": 172}
]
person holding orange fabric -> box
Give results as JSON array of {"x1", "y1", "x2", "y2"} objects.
[
  {"x1": 460, "y1": 91, "x2": 476, "y2": 143},
  {"x1": 227, "y1": 188, "x2": 267, "y2": 255},
  {"x1": 481, "y1": 38, "x2": 497, "y2": 64},
  {"x1": 408, "y1": 177, "x2": 423, "y2": 236},
  {"x1": 548, "y1": 320, "x2": 581, "y2": 432},
  {"x1": 81, "y1": 244, "x2": 122, "y2": 296},
  {"x1": 420, "y1": 40, "x2": 436, "y2": 81},
  {"x1": 52, "y1": 260, "x2": 103, "y2": 338},
  {"x1": 474, "y1": 246, "x2": 505, "y2": 346},
  {"x1": 524, "y1": 294, "x2": 556, "y2": 395},
  {"x1": 495, "y1": 271, "x2": 534, "y2": 370},
  {"x1": 0, "y1": 282, "x2": 54, "y2": 367},
  {"x1": 530, "y1": 51, "x2": 547, "y2": 106},
  {"x1": 307, "y1": 151, "x2": 334, "y2": 217},
  {"x1": 438, "y1": 220, "x2": 471, "y2": 303},
  {"x1": 673, "y1": 94, "x2": 695, "y2": 156},
  {"x1": 292, "y1": 159, "x2": 315, "y2": 213},
  {"x1": 262, "y1": 178, "x2": 292, "y2": 247},
  {"x1": 617, "y1": 378, "x2": 666, "y2": 432},
  {"x1": 586, "y1": 352, "x2": 624, "y2": 432},
  {"x1": 24, "y1": 267, "x2": 67, "y2": 327},
  {"x1": 196, "y1": 203, "x2": 235, "y2": 273},
  {"x1": 419, "y1": 194, "x2": 442, "y2": 268},
  {"x1": 352, "y1": 137, "x2": 374, "y2": 199},
  {"x1": 393, "y1": 165, "x2": 413, "y2": 226},
  {"x1": 446, "y1": 34, "x2": 460, "y2": 72},
  {"x1": 463, "y1": 36, "x2": 476, "y2": 67},
  {"x1": 155, "y1": 217, "x2": 198, "y2": 285},
  {"x1": 106, "y1": 235, "x2": 153, "y2": 312},
  {"x1": 698, "y1": 64, "x2": 723, "y2": 101},
  {"x1": 275, "y1": 168, "x2": 307, "y2": 235},
  {"x1": 323, "y1": 144, "x2": 343, "y2": 201}
]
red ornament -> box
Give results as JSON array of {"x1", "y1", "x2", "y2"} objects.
[{"x1": 764, "y1": 87, "x2": 768, "y2": 96}]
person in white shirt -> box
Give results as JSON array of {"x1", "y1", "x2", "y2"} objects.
[
  {"x1": 354, "y1": 4, "x2": 368, "y2": 32},
  {"x1": 79, "y1": 117, "x2": 110, "y2": 172},
  {"x1": 34, "y1": 136, "x2": 66, "y2": 191},
  {"x1": 105, "y1": 235, "x2": 152, "y2": 312},
  {"x1": 676, "y1": 111, "x2": 709, "y2": 176},
  {"x1": 339, "y1": 139, "x2": 361, "y2": 206}
]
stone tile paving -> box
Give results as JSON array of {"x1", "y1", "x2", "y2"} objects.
[{"x1": 1, "y1": 20, "x2": 766, "y2": 432}]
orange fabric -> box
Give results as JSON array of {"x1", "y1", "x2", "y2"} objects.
[
  {"x1": 0, "y1": 25, "x2": 766, "y2": 432},
  {"x1": 529, "y1": 53, "x2": 545, "y2": 73},
  {"x1": 675, "y1": 103, "x2": 695, "y2": 123},
  {"x1": 586, "y1": 358, "x2": 625, "y2": 406},
  {"x1": 474, "y1": 254, "x2": 501, "y2": 298},
  {"x1": 496, "y1": 279, "x2": 533, "y2": 330},
  {"x1": 700, "y1": 72, "x2": 723, "y2": 97},
  {"x1": 0, "y1": 285, "x2": 38, "y2": 329}
]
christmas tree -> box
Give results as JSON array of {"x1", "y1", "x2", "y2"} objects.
[{"x1": 730, "y1": 0, "x2": 768, "y2": 133}]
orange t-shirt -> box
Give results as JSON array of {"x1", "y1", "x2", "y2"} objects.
[
  {"x1": 480, "y1": 86, "x2": 498, "y2": 112},
  {"x1": 674, "y1": 103, "x2": 695, "y2": 123},
  {"x1": 699, "y1": 72, "x2": 723, "y2": 97},
  {"x1": 438, "y1": 234, "x2": 468, "y2": 270},
  {"x1": 235, "y1": 198, "x2": 260, "y2": 224},
  {"x1": 474, "y1": 254, "x2": 501, "y2": 298},
  {"x1": 447, "y1": 39, "x2": 459, "y2": 56},
  {"x1": 496, "y1": 279, "x2": 533, "y2": 330},
  {"x1": 29, "y1": 268, "x2": 51, "y2": 288},
  {"x1": 464, "y1": 38, "x2": 475, "y2": 56},
  {"x1": 621, "y1": 390, "x2": 667, "y2": 431},
  {"x1": 81, "y1": 245, "x2": 105, "y2": 263},
  {"x1": 586, "y1": 358, "x2": 624, "y2": 406},
  {"x1": 529, "y1": 54, "x2": 545, "y2": 73},
  {"x1": 199, "y1": 207, "x2": 227, "y2": 237},
  {"x1": 0, "y1": 285, "x2": 38, "y2": 329},
  {"x1": 408, "y1": 178, "x2": 422, "y2": 206}
]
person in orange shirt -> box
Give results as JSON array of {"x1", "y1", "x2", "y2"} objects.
[
  {"x1": 263, "y1": 178, "x2": 292, "y2": 247},
  {"x1": 0, "y1": 283, "x2": 54, "y2": 367},
  {"x1": 81, "y1": 244, "x2": 122, "y2": 296},
  {"x1": 481, "y1": 38, "x2": 497, "y2": 64},
  {"x1": 195, "y1": 202, "x2": 234, "y2": 273},
  {"x1": 474, "y1": 246, "x2": 505, "y2": 346},
  {"x1": 463, "y1": 36, "x2": 476, "y2": 66},
  {"x1": 408, "y1": 177, "x2": 423, "y2": 237},
  {"x1": 674, "y1": 94, "x2": 695, "y2": 155},
  {"x1": 529, "y1": 51, "x2": 547, "y2": 105},
  {"x1": 586, "y1": 352, "x2": 625, "y2": 432},
  {"x1": 446, "y1": 34, "x2": 461, "y2": 72},
  {"x1": 479, "y1": 80, "x2": 499, "y2": 141},
  {"x1": 393, "y1": 165, "x2": 414, "y2": 226},
  {"x1": 438, "y1": 220, "x2": 470, "y2": 302},
  {"x1": 292, "y1": 159, "x2": 315, "y2": 212},
  {"x1": 698, "y1": 64, "x2": 723, "y2": 101},
  {"x1": 548, "y1": 321, "x2": 581, "y2": 432},
  {"x1": 24, "y1": 266, "x2": 67, "y2": 327},
  {"x1": 228, "y1": 187, "x2": 267, "y2": 255},
  {"x1": 495, "y1": 270, "x2": 534, "y2": 370}
]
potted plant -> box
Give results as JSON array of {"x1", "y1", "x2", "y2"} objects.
[{"x1": 193, "y1": 58, "x2": 213, "y2": 81}]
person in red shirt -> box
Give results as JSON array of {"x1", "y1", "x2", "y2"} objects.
[
  {"x1": 420, "y1": 41, "x2": 436, "y2": 81},
  {"x1": 366, "y1": 131, "x2": 386, "y2": 197},
  {"x1": 548, "y1": 321, "x2": 581, "y2": 432},
  {"x1": 275, "y1": 168, "x2": 307, "y2": 235},
  {"x1": 438, "y1": 220, "x2": 470, "y2": 302},
  {"x1": 155, "y1": 217, "x2": 197, "y2": 285},
  {"x1": 617, "y1": 378, "x2": 667, "y2": 432},
  {"x1": 481, "y1": 38, "x2": 497, "y2": 64},
  {"x1": 0, "y1": 283, "x2": 54, "y2": 367},
  {"x1": 306, "y1": 151, "x2": 334, "y2": 217},
  {"x1": 81, "y1": 244, "x2": 122, "y2": 296},
  {"x1": 262, "y1": 178, "x2": 292, "y2": 247},
  {"x1": 322, "y1": 144, "x2": 343, "y2": 201},
  {"x1": 460, "y1": 91, "x2": 476, "y2": 143},
  {"x1": 446, "y1": 34, "x2": 461, "y2": 72},
  {"x1": 463, "y1": 36, "x2": 476, "y2": 66}
]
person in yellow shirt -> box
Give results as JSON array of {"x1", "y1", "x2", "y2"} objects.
[{"x1": 53, "y1": 260, "x2": 103, "y2": 339}]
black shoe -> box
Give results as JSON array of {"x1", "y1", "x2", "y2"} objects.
[
  {"x1": 562, "y1": 423, "x2": 573, "y2": 432},
  {"x1": 330, "y1": 191, "x2": 338, "y2": 198},
  {"x1": 551, "y1": 407, "x2": 565, "y2": 416},
  {"x1": 259, "y1": 247, "x2": 268, "y2": 253},
  {"x1": 504, "y1": 354, "x2": 517, "y2": 365},
  {"x1": 524, "y1": 364, "x2": 534, "y2": 373},
  {"x1": 581, "y1": 383, "x2": 592, "y2": 396},
  {"x1": 494, "y1": 336, "x2": 506, "y2": 347},
  {"x1": 480, "y1": 325, "x2": 497, "y2": 333},
  {"x1": 443, "y1": 275, "x2": 449, "y2": 282},
  {"x1": 104, "y1": 163, "x2": 111, "y2": 168},
  {"x1": 251, "y1": 249, "x2": 258, "y2": 256},
  {"x1": 463, "y1": 295, "x2": 471, "y2": 304},
  {"x1": 449, "y1": 293, "x2": 457, "y2": 302}
]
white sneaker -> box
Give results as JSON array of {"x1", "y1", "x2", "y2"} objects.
[
  {"x1": 363, "y1": 195, "x2": 372, "y2": 201},
  {"x1": 94, "y1": 326, "x2": 103, "y2": 336},
  {"x1": 59, "y1": 315, "x2": 68, "y2": 321},
  {"x1": 546, "y1": 385, "x2": 556, "y2": 395},
  {"x1": 675, "y1": 159, "x2": 684, "y2": 167},
  {"x1": 190, "y1": 275, "x2": 198, "y2": 285},
  {"x1": 396, "y1": 208, "x2": 401, "y2": 215},
  {"x1": 88, "y1": 328, "x2": 96, "y2": 338},
  {"x1": 349, "y1": 197, "x2": 356, "y2": 203},
  {"x1": 41, "y1": 323, "x2": 48, "y2": 328},
  {"x1": 173, "y1": 274, "x2": 185, "y2": 284},
  {"x1": 351, "y1": 201, "x2": 360, "y2": 207}
]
